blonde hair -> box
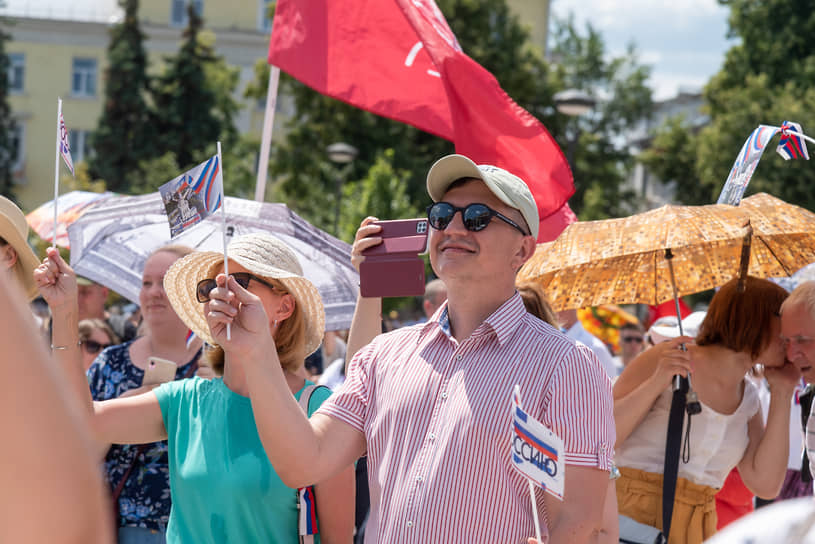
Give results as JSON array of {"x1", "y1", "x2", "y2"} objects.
[
  {"x1": 204, "y1": 280, "x2": 307, "y2": 375},
  {"x1": 517, "y1": 281, "x2": 558, "y2": 327},
  {"x1": 150, "y1": 244, "x2": 195, "y2": 260},
  {"x1": 781, "y1": 281, "x2": 815, "y2": 320}
]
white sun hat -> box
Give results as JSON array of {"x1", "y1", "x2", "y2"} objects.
[{"x1": 164, "y1": 233, "x2": 325, "y2": 356}]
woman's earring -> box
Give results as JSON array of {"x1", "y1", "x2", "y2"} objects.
[{"x1": 273, "y1": 320, "x2": 278, "y2": 328}]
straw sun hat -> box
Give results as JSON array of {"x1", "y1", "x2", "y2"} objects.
[
  {"x1": 0, "y1": 195, "x2": 40, "y2": 300},
  {"x1": 164, "y1": 233, "x2": 325, "y2": 356}
]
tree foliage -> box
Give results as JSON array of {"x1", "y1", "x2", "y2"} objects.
[
  {"x1": 641, "y1": 0, "x2": 815, "y2": 211},
  {"x1": 0, "y1": 15, "x2": 15, "y2": 201},
  {"x1": 548, "y1": 17, "x2": 653, "y2": 218},
  {"x1": 89, "y1": 0, "x2": 154, "y2": 192},
  {"x1": 151, "y1": 4, "x2": 239, "y2": 170}
]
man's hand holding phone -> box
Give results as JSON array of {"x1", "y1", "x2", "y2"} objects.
[{"x1": 358, "y1": 217, "x2": 428, "y2": 298}]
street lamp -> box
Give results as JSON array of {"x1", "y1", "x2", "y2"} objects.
[
  {"x1": 326, "y1": 142, "x2": 358, "y2": 236},
  {"x1": 553, "y1": 89, "x2": 596, "y2": 179}
]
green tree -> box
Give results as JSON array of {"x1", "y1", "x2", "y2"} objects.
[
  {"x1": 88, "y1": 0, "x2": 154, "y2": 192},
  {"x1": 151, "y1": 3, "x2": 239, "y2": 170},
  {"x1": 548, "y1": 17, "x2": 654, "y2": 218},
  {"x1": 641, "y1": 0, "x2": 815, "y2": 210},
  {"x1": 0, "y1": 13, "x2": 16, "y2": 200}
]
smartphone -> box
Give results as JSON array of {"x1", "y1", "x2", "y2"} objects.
[
  {"x1": 360, "y1": 218, "x2": 429, "y2": 298},
  {"x1": 362, "y1": 218, "x2": 429, "y2": 256},
  {"x1": 143, "y1": 356, "x2": 178, "y2": 386}
]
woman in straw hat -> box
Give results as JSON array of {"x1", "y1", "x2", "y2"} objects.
[
  {"x1": 35, "y1": 234, "x2": 354, "y2": 543},
  {"x1": 0, "y1": 195, "x2": 40, "y2": 300}
]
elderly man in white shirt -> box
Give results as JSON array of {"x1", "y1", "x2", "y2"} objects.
[{"x1": 781, "y1": 281, "x2": 815, "y2": 487}]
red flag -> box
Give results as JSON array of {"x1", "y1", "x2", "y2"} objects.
[
  {"x1": 268, "y1": 0, "x2": 574, "y2": 231},
  {"x1": 268, "y1": 0, "x2": 452, "y2": 140},
  {"x1": 538, "y1": 203, "x2": 577, "y2": 243}
]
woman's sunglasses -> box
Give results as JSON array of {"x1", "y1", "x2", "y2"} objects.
[
  {"x1": 196, "y1": 272, "x2": 278, "y2": 303},
  {"x1": 426, "y1": 202, "x2": 529, "y2": 236},
  {"x1": 82, "y1": 339, "x2": 111, "y2": 354}
]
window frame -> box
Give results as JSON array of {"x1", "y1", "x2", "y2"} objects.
[{"x1": 71, "y1": 57, "x2": 98, "y2": 97}]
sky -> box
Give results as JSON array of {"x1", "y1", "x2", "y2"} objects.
[{"x1": 550, "y1": 0, "x2": 737, "y2": 100}]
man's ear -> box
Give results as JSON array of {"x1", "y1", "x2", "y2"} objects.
[{"x1": 511, "y1": 235, "x2": 537, "y2": 272}]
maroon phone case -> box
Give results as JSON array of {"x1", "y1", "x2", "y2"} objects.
[{"x1": 360, "y1": 218, "x2": 428, "y2": 298}]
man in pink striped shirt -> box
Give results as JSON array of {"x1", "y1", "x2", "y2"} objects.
[{"x1": 239, "y1": 154, "x2": 615, "y2": 543}]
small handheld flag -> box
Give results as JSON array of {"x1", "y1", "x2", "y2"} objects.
[
  {"x1": 718, "y1": 120, "x2": 815, "y2": 206},
  {"x1": 58, "y1": 101, "x2": 75, "y2": 175},
  {"x1": 158, "y1": 155, "x2": 223, "y2": 237},
  {"x1": 776, "y1": 121, "x2": 810, "y2": 161},
  {"x1": 511, "y1": 386, "x2": 565, "y2": 500}
]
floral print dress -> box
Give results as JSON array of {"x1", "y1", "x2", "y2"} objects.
[{"x1": 87, "y1": 341, "x2": 200, "y2": 532}]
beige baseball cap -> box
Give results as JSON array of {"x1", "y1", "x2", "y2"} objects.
[{"x1": 426, "y1": 154, "x2": 539, "y2": 239}]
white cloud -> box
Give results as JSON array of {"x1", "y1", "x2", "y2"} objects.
[{"x1": 550, "y1": 0, "x2": 735, "y2": 100}]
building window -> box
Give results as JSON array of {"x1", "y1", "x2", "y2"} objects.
[
  {"x1": 8, "y1": 53, "x2": 24, "y2": 93},
  {"x1": 71, "y1": 58, "x2": 97, "y2": 97},
  {"x1": 171, "y1": 0, "x2": 204, "y2": 27},
  {"x1": 68, "y1": 130, "x2": 94, "y2": 164},
  {"x1": 9, "y1": 122, "x2": 25, "y2": 181},
  {"x1": 258, "y1": 0, "x2": 274, "y2": 32}
]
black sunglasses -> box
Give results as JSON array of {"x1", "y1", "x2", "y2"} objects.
[
  {"x1": 426, "y1": 202, "x2": 529, "y2": 236},
  {"x1": 82, "y1": 339, "x2": 111, "y2": 354},
  {"x1": 196, "y1": 272, "x2": 278, "y2": 303},
  {"x1": 621, "y1": 336, "x2": 644, "y2": 344}
]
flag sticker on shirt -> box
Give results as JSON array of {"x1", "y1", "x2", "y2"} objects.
[{"x1": 511, "y1": 387, "x2": 565, "y2": 499}]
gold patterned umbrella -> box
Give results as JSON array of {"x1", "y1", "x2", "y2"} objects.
[
  {"x1": 518, "y1": 202, "x2": 768, "y2": 311},
  {"x1": 520, "y1": 194, "x2": 815, "y2": 311},
  {"x1": 739, "y1": 192, "x2": 815, "y2": 277}
]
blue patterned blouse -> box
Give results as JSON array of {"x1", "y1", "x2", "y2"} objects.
[{"x1": 86, "y1": 341, "x2": 200, "y2": 531}]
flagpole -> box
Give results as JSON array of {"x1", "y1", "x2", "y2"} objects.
[
  {"x1": 254, "y1": 65, "x2": 280, "y2": 202},
  {"x1": 514, "y1": 385, "x2": 543, "y2": 543},
  {"x1": 52, "y1": 98, "x2": 62, "y2": 249},
  {"x1": 217, "y1": 141, "x2": 231, "y2": 340}
]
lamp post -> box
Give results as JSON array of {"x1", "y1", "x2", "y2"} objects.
[
  {"x1": 553, "y1": 89, "x2": 596, "y2": 176},
  {"x1": 326, "y1": 142, "x2": 358, "y2": 236}
]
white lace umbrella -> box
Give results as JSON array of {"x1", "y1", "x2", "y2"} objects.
[{"x1": 67, "y1": 192, "x2": 359, "y2": 331}]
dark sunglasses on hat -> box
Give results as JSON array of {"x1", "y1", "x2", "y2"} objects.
[
  {"x1": 82, "y1": 339, "x2": 111, "y2": 354},
  {"x1": 426, "y1": 202, "x2": 529, "y2": 236},
  {"x1": 196, "y1": 272, "x2": 278, "y2": 303}
]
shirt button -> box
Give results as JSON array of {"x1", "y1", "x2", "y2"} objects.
[
  {"x1": 440, "y1": 391, "x2": 448, "y2": 399},
  {"x1": 416, "y1": 475, "x2": 423, "y2": 482},
  {"x1": 428, "y1": 433, "x2": 436, "y2": 440},
  {"x1": 406, "y1": 521, "x2": 414, "y2": 528},
  {"x1": 456, "y1": 354, "x2": 462, "y2": 360}
]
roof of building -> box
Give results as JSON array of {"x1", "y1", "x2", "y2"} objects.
[{"x1": 1, "y1": 0, "x2": 122, "y2": 24}]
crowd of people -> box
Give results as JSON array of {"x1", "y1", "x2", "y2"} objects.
[{"x1": 2, "y1": 150, "x2": 815, "y2": 543}]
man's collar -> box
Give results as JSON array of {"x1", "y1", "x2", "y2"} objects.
[{"x1": 419, "y1": 293, "x2": 527, "y2": 345}]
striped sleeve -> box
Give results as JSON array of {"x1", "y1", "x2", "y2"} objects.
[
  {"x1": 543, "y1": 344, "x2": 615, "y2": 470},
  {"x1": 315, "y1": 340, "x2": 373, "y2": 432}
]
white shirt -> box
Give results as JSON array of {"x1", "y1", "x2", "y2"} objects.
[
  {"x1": 616, "y1": 380, "x2": 760, "y2": 489},
  {"x1": 564, "y1": 321, "x2": 618, "y2": 378},
  {"x1": 805, "y1": 393, "x2": 815, "y2": 485}
]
